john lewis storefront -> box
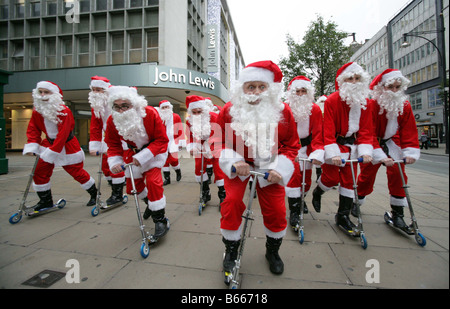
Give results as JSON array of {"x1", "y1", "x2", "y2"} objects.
[{"x1": 3, "y1": 63, "x2": 229, "y2": 150}]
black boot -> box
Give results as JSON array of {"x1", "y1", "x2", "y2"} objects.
[
  {"x1": 288, "y1": 197, "x2": 301, "y2": 228},
  {"x1": 202, "y1": 180, "x2": 211, "y2": 203},
  {"x1": 391, "y1": 205, "x2": 414, "y2": 235},
  {"x1": 86, "y1": 184, "x2": 97, "y2": 207},
  {"x1": 163, "y1": 171, "x2": 171, "y2": 186},
  {"x1": 351, "y1": 195, "x2": 365, "y2": 217},
  {"x1": 265, "y1": 236, "x2": 284, "y2": 275},
  {"x1": 222, "y1": 238, "x2": 240, "y2": 273},
  {"x1": 33, "y1": 190, "x2": 54, "y2": 212},
  {"x1": 142, "y1": 197, "x2": 152, "y2": 220},
  {"x1": 218, "y1": 186, "x2": 226, "y2": 204},
  {"x1": 106, "y1": 182, "x2": 124, "y2": 206},
  {"x1": 336, "y1": 195, "x2": 356, "y2": 233},
  {"x1": 175, "y1": 169, "x2": 182, "y2": 182},
  {"x1": 152, "y1": 209, "x2": 169, "y2": 239},
  {"x1": 206, "y1": 167, "x2": 213, "y2": 184},
  {"x1": 312, "y1": 186, "x2": 325, "y2": 213}
]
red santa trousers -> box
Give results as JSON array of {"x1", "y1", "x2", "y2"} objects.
[
  {"x1": 220, "y1": 175, "x2": 286, "y2": 240},
  {"x1": 101, "y1": 155, "x2": 125, "y2": 183},
  {"x1": 194, "y1": 156, "x2": 225, "y2": 186},
  {"x1": 357, "y1": 162, "x2": 407, "y2": 198},
  {"x1": 33, "y1": 158, "x2": 92, "y2": 191},
  {"x1": 286, "y1": 161, "x2": 313, "y2": 197},
  {"x1": 320, "y1": 162, "x2": 358, "y2": 198},
  {"x1": 163, "y1": 152, "x2": 180, "y2": 171},
  {"x1": 125, "y1": 167, "x2": 164, "y2": 208}
]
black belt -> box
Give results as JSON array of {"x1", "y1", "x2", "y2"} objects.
[
  {"x1": 47, "y1": 131, "x2": 75, "y2": 144},
  {"x1": 300, "y1": 134, "x2": 312, "y2": 147},
  {"x1": 336, "y1": 133, "x2": 356, "y2": 145},
  {"x1": 127, "y1": 143, "x2": 150, "y2": 154},
  {"x1": 378, "y1": 137, "x2": 391, "y2": 156}
]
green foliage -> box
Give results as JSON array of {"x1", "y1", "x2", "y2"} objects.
[{"x1": 279, "y1": 15, "x2": 353, "y2": 96}]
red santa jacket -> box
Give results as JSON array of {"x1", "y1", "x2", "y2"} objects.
[
  {"x1": 105, "y1": 106, "x2": 169, "y2": 172},
  {"x1": 185, "y1": 111, "x2": 220, "y2": 157},
  {"x1": 213, "y1": 102, "x2": 300, "y2": 187},
  {"x1": 323, "y1": 91, "x2": 373, "y2": 161},
  {"x1": 293, "y1": 103, "x2": 325, "y2": 165},
  {"x1": 23, "y1": 107, "x2": 85, "y2": 167},
  {"x1": 368, "y1": 99, "x2": 420, "y2": 163}
]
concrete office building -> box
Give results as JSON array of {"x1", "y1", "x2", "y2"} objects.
[{"x1": 0, "y1": 0, "x2": 245, "y2": 150}]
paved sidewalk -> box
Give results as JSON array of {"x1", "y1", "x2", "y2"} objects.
[{"x1": 0, "y1": 151, "x2": 448, "y2": 291}]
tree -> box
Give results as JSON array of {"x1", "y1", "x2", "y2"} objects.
[{"x1": 279, "y1": 15, "x2": 353, "y2": 96}]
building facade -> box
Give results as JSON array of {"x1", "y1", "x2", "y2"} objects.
[{"x1": 0, "y1": 0, "x2": 245, "y2": 150}]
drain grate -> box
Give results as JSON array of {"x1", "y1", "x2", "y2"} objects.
[{"x1": 22, "y1": 270, "x2": 66, "y2": 288}]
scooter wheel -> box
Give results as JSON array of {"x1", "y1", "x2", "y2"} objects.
[
  {"x1": 298, "y1": 229, "x2": 305, "y2": 244},
  {"x1": 198, "y1": 202, "x2": 203, "y2": 216},
  {"x1": 57, "y1": 199, "x2": 66, "y2": 209},
  {"x1": 140, "y1": 242, "x2": 150, "y2": 258},
  {"x1": 9, "y1": 213, "x2": 22, "y2": 224},
  {"x1": 415, "y1": 232, "x2": 427, "y2": 247},
  {"x1": 360, "y1": 234, "x2": 368, "y2": 249},
  {"x1": 122, "y1": 195, "x2": 128, "y2": 204},
  {"x1": 383, "y1": 212, "x2": 392, "y2": 224},
  {"x1": 91, "y1": 207, "x2": 99, "y2": 217}
]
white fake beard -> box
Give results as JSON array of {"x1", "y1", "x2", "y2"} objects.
[
  {"x1": 373, "y1": 88, "x2": 406, "y2": 120},
  {"x1": 190, "y1": 111, "x2": 211, "y2": 141},
  {"x1": 89, "y1": 92, "x2": 109, "y2": 118},
  {"x1": 112, "y1": 108, "x2": 146, "y2": 142},
  {"x1": 230, "y1": 86, "x2": 283, "y2": 159},
  {"x1": 288, "y1": 92, "x2": 314, "y2": 122},
  {"x1": 339, "y1": 82, "x2": 369, "y2": 110},
  {"x1": 32, "y1": 90, "x2": 66, "y2": 124},
  {"x1": 159, "y1": 108, "x2": 173, "y2": 125}
]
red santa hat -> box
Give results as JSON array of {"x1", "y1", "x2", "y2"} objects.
[
  {"x1": 238, "y1": 60, "x2": 283, "y2": 85},
  {"x1": 186, "y1": 95, "x2": 205, "y2": 111},
  {"x1": 288, "y1": 76, "x2": 312, "y2": 91},
  {"x1": 36, "y1": 81, "x2": 63, "y2": 96},
  {"x1": 370, "y1": 69, "x2": 405, "y2": 90},
  {"x1": 159, "y1": 100, "x2": 172, "y2": 109},
  {"x1": 90, "y1": 76, "x2": 111, "y2": 89},
  {"x1": 335, "y1": 62, "x2": 365, "y2": 90}
]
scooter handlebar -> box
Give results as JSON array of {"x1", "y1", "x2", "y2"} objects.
[
  {"x1": 231, "y1": 166, "x2": 270, "y2": 180},
  {"x1": 341, "y1": 158, "x2": 364, "y2": 164}
]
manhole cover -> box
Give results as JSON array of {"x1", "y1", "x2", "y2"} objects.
[{"x1": 22, "y1": 270, "x2": 66, "y2": 288}]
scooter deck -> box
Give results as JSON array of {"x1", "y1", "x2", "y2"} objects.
[
  {"x1": 384, "y1": 211, "x2": 415, "y2": 235},
  {"x1": 100, "y1": 195, "x2": 128, "y2": 210},
  {"x1": 25, "y1": 199, "x2": 66, "y2": 217}
]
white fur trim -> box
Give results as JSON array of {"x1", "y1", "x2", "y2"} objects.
[
  {"x1": 140, "y1": 152, "x2": 168, "y2": 172},
  {"x1": 147, "y1": 195, "x2": 166, "y2": 211},
  {"x1": 372, "y1": 148, "x2": 388, "y2": 163},
  {"x1": 384, "y1": 117, "x2": 398, "y2": 140},
  {"x1": 36, "y1": 81, "x2": 60, "y2": 95},
  {"x1": 80, "y1": 177, "x2": 95, "y2": 190},
  {"x1": 308, "y1": 149, "x2": 325, "y2": 164},
  {"x1": 324, "y1": 143, "x2": 341, "y2": 160},
  {"x1": 357, "y1": 144, "x2": 373, "y2": 157},
  {"x1": 195, "y1": 172, "x2": 209, "y2": 183},
  {"x1": 108, "y1": 156, "x2": 125, "y2": 170},
  {"x1": 317, "y1": 178, "x2": 333, "y2": 192},
  {"x1": 187, "y1": 101, "x2": 205, "y2": 111},
  {"x1": 390, "y1": 196, "x2": 407, "y2": 207},
  {"x1": 23, "y1": 143, "x2": 40, "y2": 156},
  {"x1": 219, "y1": 148, "x2": 246, "y2": 179},
  {"x1": 33, "y1": 182, "x2": 51, "y2": 192},
  {"x1": 285, "y1": 186, "x2": 301, "y2": 198},
  {"x1": 40, "y1": 148, "x2": 59, "y2": 164},
  {"x1": 90, "y1": 80, "x2": 110, "y2": 89},
  {"x1": 289, "y1": 79, "x2": 312, "y2": 90},
  {"x1": 186, "y1": 142, "x2": 202, "y2": 153},
  {"x1": 339, "y1": 186, "x2": 355, "y2": 198},
  {"x1": 264, "y1": 226, "x2": 287, "y2": 239},
  {"x1": 221, "y1": 224, "x2": 243, "y2": 241},
  {"x1": 111, "y1": 177, "x2": 125, "y2": 184},
  {"x1": 381, "y1": 71, "x2": 403, "y2": 84},
  {"x1": 385, "y1": 140, "x2": 403, "y2": 161},
  {"x1": 137, "y1": 188, "x2": 148, "y2": 200},
  {"x1": 271, "y1": 154, "x2": 295, "y2": 187},
  {"x1": 403, "y1": 147, "x2": 420, "y2": 161},
  {"x1": 89, "y1": 141, "x2": 108, "y2": 154},
  {"x1": 133, "y1": 148, "x2": 154, "y2": 168},
  {"x1": 357, "y1": 196, "x2": 366, "y2": 205},
  {"x1": 238, "y1": 67, "x2": 274, "y2": 85},
  {"x1": 160, "y1": 101, "x2": 172, "y2": 109},
  {"x1": 215, "y1": 179, "x2": 225, "y2": 187}
]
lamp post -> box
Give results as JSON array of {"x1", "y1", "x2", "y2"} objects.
[{"x1": 401, "y1": 28, "x2": 448, "y2": 155}]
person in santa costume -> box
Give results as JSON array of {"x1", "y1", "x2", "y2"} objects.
[
  {"x1": 285, "y1": 76, "x2": 324, "y2": 228},
  {"x1": 214, "y1": 60, "x2": 300, "y2": 275},
  {"x1": 23, "y1": 81, "x2": 96, "y2": 210},
  {"x1": 314, "y1": 94, "x2": 328, "y2": 182},
  {"x1": 203, "y1": 97, "x2": 217, "y2": 183},
  {"x1": 355, "y1": 69, "x2": 420, "y2": 233},
  {"x1": 311, "y1": 62, "x2": 373, "y2": 232},
  {"x1": 88, "y1": 76, "x2": 126, "y2": 207},
  {"x1": 185, "y1": 95, "x2": 226, "y2": 205},
  {"x1": 104, "y1": 86, "x2": 170, "y2": 238},
  {"x1": 158, "y1": 100, "x2": 183, "y2": 186}
]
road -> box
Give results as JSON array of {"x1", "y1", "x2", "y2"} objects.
[{"x1": 413, "y1": 153, "x2": 449, "y2": 176}]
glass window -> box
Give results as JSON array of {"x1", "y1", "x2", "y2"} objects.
[
  {"x1": 94, "y1": 35, "x2": 106, "y2": 65},
  {"x1": 15, "y1": 1, "x2": 24, "y2": 18},
  {"x1": 96, "y1": 0, "x2": 107, "y2": 11},
  {"x1": 30, "y1": 1, "x2": 40, "y2": 17},
  {"x1": 113, "y1": 0, "x2": 125, "y2": 9},
  {"x1": 47, "y1": 0, "x2": 57, "y2": 15},
  {"x1": 428, "y1": 88, "x2": 442, "y2": 108},
  {"x1": 61, "y1": 38, "x2": 73, "y2": 67},
  {"x1": 0, "y1": 0, "x2": 9, "y2": 19},
  {"x1": 130, "y1": 0, "x2": 143, "y2": 7},
  {"x1": 410, "y1": 92, "x2": 422, "y2": 110},
  {"x1": 112, "y1": 34, "x2": 124, "y2": 64},
  {"x1": 45, "y1": 38, "x2": 56, "y2": 68}
]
